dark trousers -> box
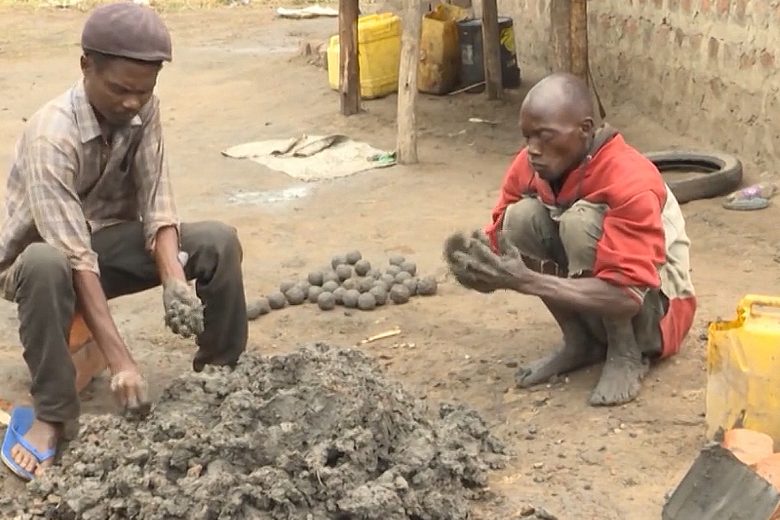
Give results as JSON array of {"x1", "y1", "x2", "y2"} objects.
[{"x1": 6, "y1": 220, "x2": 248, "y2": 425}]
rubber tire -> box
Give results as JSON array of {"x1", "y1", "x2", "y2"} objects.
[{"x1": 643, "y1": 150, "x2": 743, "y2": 204}]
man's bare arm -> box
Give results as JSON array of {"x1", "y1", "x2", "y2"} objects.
[
  {"x1": 73, "y1": 271, "x2": 136, "y2": 372},
  {"x1": 153, "y1": 225, "x2": 185, "y2": 283},
  {"x1": 511, "y1": 272, "x2": 641, "y2": 318}
]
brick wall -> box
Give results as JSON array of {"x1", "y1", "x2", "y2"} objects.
[{"x1": 493, "y1": 0, "x2": 780, "y2": 167}]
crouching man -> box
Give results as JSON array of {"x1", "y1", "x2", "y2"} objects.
[
  {"x1": 445, "y1": 73, "x2": 696, "y2": 406},
  {"x1": 0, "y1": 2, "x2": 248, "y2": 480}
]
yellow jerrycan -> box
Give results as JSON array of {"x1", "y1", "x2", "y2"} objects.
[{"x1": 707, "y1": 295, "x2": 780, "y2": 446}]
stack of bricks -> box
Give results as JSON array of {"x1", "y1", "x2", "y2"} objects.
[{"x1": 493, "y1": 0, "x2": 780, "y2": 168}]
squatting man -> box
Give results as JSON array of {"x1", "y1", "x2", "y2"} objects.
[
  {"x1": 0, "y1": 3, "x2": 248, "y2": 480},
  {"x1": 445, "y1": 73, "x2": 697, "y2": 406}
]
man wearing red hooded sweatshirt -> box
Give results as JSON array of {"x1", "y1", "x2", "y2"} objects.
[{"x1": 445, "y1": 73, "x2": 696, "y2": 406}]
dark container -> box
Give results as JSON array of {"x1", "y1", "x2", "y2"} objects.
[{"x1": 457, "y1": 17, "x2": 521, "y2": 92}]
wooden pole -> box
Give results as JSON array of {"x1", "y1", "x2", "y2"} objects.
[
  {"x1": 550, "y1": 0, "x2": 572, "y2": 73},
  {"x1": 550, "y1": 0, "x2": 589, "y2": 83},
  {"x1": 570, "y1": 0, "x2": 588, "y2": 81},
  {"x1": 339, "y1": 0, "x2": 360, "y2": 115},
  {"x1": 396, "y1": 0, "x2": 422, "y2": 164},
  {"x1": 480, "y1": 0, "x2": 502, "y2": 100}
]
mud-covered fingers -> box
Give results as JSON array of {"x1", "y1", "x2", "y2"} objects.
[
  {"x1": 497, "y1": 232, "x2": 522, "y2": 259},
  {"x1": 443, "y1": 232, "x2": 471, "y2": 262}
]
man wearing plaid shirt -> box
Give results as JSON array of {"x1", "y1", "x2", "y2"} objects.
[{"x1": 0, "y1": 2, "x2": 247, "y2": 480}]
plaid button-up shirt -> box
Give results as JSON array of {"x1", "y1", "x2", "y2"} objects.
[{"x1": 0, "y1": 81, "x2": 179, "y2": 297}]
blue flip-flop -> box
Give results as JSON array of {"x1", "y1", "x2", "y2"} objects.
[{"x1": 1, "y1": 406, "x2": 56, "y2": 481}]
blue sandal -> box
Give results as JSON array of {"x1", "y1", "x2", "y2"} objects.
[{"x1": 1, "y1": 407, "x2": 57, "y2": 481}]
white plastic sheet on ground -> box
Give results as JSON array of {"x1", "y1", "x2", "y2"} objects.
[
  {"x1": 222, "y1": 134, "x2": 393, "y2": 182},
  {"x1": 276, "y1": 5, "x2": 338, "y2": 19}
]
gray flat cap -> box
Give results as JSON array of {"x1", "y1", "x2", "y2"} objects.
[{"x1": 81, "y1": 2, "x2": 172, "y2": 62}]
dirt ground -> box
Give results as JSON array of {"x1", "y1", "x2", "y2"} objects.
[{"x1": 1, "y1": 4, "x2": 779, "y2": 519}]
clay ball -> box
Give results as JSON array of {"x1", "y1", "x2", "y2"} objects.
[
  {"x1": 297, "y1": 280, "x2": 311, "y2": 293},
  {"x1": 369, "y1": 286, "x2": 387, "y2": 306},
  {"x1": 341, "y1": 278, "x2": 359, "y2": 291},
  {"x1": 333, "y1": 286, "x2": 346, "y2": 305},
  {"x1": 317, "y1": 292, "x2": 336, "y2": 310},
  {"x1": 386, "y1": 265, "x2": 402, "y2": 277},
  {"x1": 267, "y1": 291, "x2": 287, "y2": 310},
  {"x1": 367, "y1": 269, "x2": 382, "y2": 280},
  {"x1": 309, "y1": 272, "x2": 324, "y2": 286},
  {"x1": 395, "y1": 271, "x2": 412, "y2": 284},
  {"x1": 380, "y1": 273, "x2": 395, "y2": 287},
  {"x1": 389, "y1": 284, "x2": 411, "y2": 304},
  {"x1": 246, "y1": 297, "x2": 271, "y2": 320},
  {"x1": 357, "y1": 277, "x2": 374, "y2": 293},
  {"x1": 400, "y1": 261, "x2": 417, "y2": 276},
  {"x1": 389, "y1": 255, "x2": 405, "y2": 266},
  {"x1": 331, "y1": 254, "x2": 347, "y2": 270},
  {"x1": 417, "y1": 275, "x2": 438, "y2": 296},
  {"x1": 323, "y1": 271, "x2": 340, "y2": 285},
  {"x1": 402, "y1": 277, "x2": 418, "y2": 296},
  {"x1": 285, "y1": 286, "x2": 306, "y2": 305},
  {"x1": 357, "y1": 292, "x2": 377, "y2": 311},
  {"x1": 336, "y1": 264, "x2": 353, "y2": 282},
  {"x1": 322, "y1": 280, "x2": 340, "y2": 293},
  {"x1": 354, "y1": 259, "x2": 371, "y2": 276},
  {"x1": 308, "y1": 285, "x2": 324, "y2": 303},
  {"x1": 373, "y1": 280, "x2": 390, "y2": 292},
  {"x1": 345, "y1": 250, "x2": 362, "y2": 265},
  {"x1": 279, "y1": 280, "x2": 297, "y2": 293},
  {"x1": 342, "y1": 289, "x2": 361, "y2": 308}
]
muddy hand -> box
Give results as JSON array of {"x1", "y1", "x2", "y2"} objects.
[
  {"x1": 443, "y1": 231, "x2": 497, "y2": 293},
  {"x1": 464, "y1": 231, "x2": 533, "y2": 291},
  {"x1": 163, "y1": 279, "x2": 205, "y2": 338},
  {"x1": 110, "y1": 368, "x2": 151, "y2": 418}
]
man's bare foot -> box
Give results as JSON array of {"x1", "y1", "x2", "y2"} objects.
[
  {"x1": 10, "y1": 419, "x2": 59, "y2": 477},
  {"x1": 589, "y1": 355, "x2": 649, "y2": 406},
  {"x1": 515, "y1": 343, "x2": 606, "y2": 388}
]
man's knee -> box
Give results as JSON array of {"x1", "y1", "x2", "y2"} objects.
[
  {"x1": 559, "y1": 201, "x2": 606, "y2": 276},
  {"x1": 501, "y1": 198, "x2": 557, "y2": 261},
  {"x1": 13, "y1": 243, "x2": 74, "y2": 298},
  {"x1": 183, "y1": 221, "x2": 243, "y2": 263}
]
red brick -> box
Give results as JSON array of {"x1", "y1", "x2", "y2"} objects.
[
  {"x1": 735, "y1": 0, "x2": 748, "y2": 22},
  {"x1": 760, "y1": 49, "x2": 776, "y2": 69},
  {"x1": 739, "y1": 50, "x2": 757, "y2": 70},
  {"x1": 624, "y1": 18, "x2": 639, "y2": 36},
  {"x1": 700, "y1": 0, "x2": 710, "y2": 13},
  {"x1": 688, "y1": 33, "x2": 703, "y2": 52},
  {"x1": 708, "y1": 37, "x2": 720, "y2": 62},
  {"x1": 717, "y1": 0, "x2": 730, "y2": 16},
  {"x1": 675, "y1": 27, "x2": 685, "y2": 47}
]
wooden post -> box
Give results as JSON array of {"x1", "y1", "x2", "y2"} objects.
[
  {"x1": 481, "y1": 0, "x2": 502, "y2": 100},
  {"x1": 550, "y1": 0, "x2": 589, "y2": 83},
  {"x1": 570, "y1": 0, "x2": 588, "y2": 81},
  {"x1": 396, "y1": 0, "x2": 423, "y2": 164},
  {"x1": 550, "y1": 0, "x2": 572, "y2": 73},
  {"x1": 339, "y1": 0, "x2": 360, "y2": 115}
]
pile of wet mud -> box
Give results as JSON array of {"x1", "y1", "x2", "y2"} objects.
[{"x1": 6, "y1": 343, "x2": 505, "y2": 520}]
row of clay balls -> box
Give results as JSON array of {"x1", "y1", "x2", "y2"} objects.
[{"x1": 247, "y1": 251, "x2": 437, "y2": 319}]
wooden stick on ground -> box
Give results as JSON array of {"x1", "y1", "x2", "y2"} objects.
[
  {"x1": 396, "y1": 0, "x2": 423, "y2": 164},
  {"x1": 338, "y1": 0, "x2": 360, "y2": 115},
  {"x1": 481, "y1": 0, "x2": 503, "y2": 100},
  {"x1": 359, "y1": 328, "x2": 402, "y2": 345}
]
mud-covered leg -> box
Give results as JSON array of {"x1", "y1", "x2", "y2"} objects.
[
  {"x1": 589, "y1": 315, "x2": 649, "y2": 406},
  {"x1": 515, "y1": 298, "x2": 607, "y2": 387}
]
